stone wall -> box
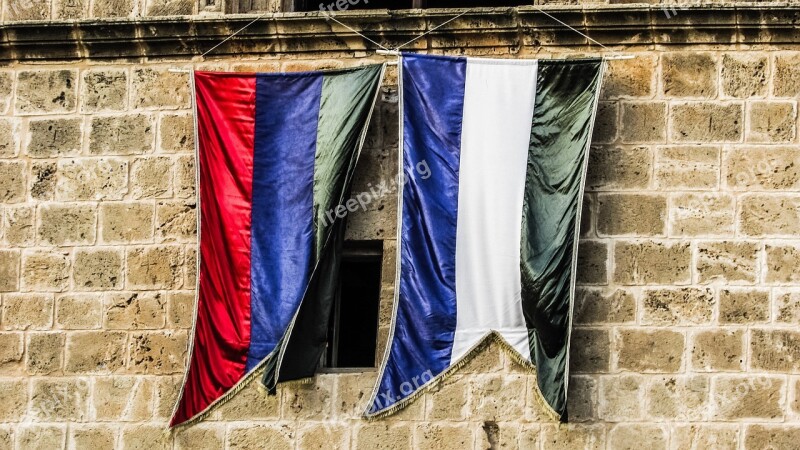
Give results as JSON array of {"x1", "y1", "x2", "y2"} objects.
[{"x1": 2, "y1": 6, "x2": 800, "y2": 450}]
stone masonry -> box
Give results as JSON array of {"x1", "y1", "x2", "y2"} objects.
[{"x1": 2, "y1": 3, "x2": 800, "y2": 450}]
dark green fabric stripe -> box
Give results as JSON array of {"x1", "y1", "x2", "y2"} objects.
[
  {"x1": 520, "y1": 59, "x2": 604, "y2": 421},
  {"x1": 262, "y1": 64, "x2": 384, "y2": 391},
  {"x1": 312, "y1": 64, "x2": 385, "y2": 258}
]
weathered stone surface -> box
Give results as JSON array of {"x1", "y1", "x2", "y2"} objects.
[
  {"x1": 3, "y1": 206, "x2": 34, "y2": 246},
  {"x1": 574, "y1": 288, "x2": 635, "y2": 324},
  {"x1": 100, "y1": 202, "x2": 154, "y2": 244},
  {"x1": 775, "y1": 290, "x2": 800, "y2": 324},
  {"x1": 355, "y1": 423, "x2": 412, "y2": 450},
  {"x1": 167, "y1": 291, "x2": 193, "y2": 328},
  {"x1": 131, "y1": 157, "x2": 173, "y2": 199},
  {"x1": 567, "y1": 376, "x2": 596, "y2": 422},
  {"x1": 25, "y1": 118, "x2": 82, "y2": 158},
  {"x1": 0, "y1": 118, "x2": 18, "y2": 157},
  {"x1": 739, "y1": 196, "x2": 800, "y2": 237},
  {"x1": 425, "y1": 376, "x2": 467, "y2": 420},
  {"x1": 577, "y1": 240, "x2": 607, "y2": 284},
  {"x1": 156, "y1": 201, "x2": 196, "y2": 241},
  {"x1": 73, "y1": 248, "x2": 123, "y2": 290},
  {"x1": 174, "y1": 155, "x2": 196, "y2": 199},
  {"x1": 592, "y1": 101, "x2": 617, "y2": 144},
  {"x1": 725, "y1": 147, "x2": 800, "y2": 191},
  {"x1": 30, "y1": 161, "x2": 57, "y2": 201},
  {"x1": 598, "y1": 375, "x2": 643, "y2": 421},
  {"x1": 750, "y1": 329, "x2": 800, "y2": 372},
  {"x1": 540, "y1": 424, "x2": 605, "y2": 450},
  {"x1": 0, "y1": 161, "x2": 26, "y2": 203},
  {"x1": 774, "y1": 53, "x2": 800, "y2": 97},
  {"x1": 765, "y1": 244, "x2": 800, "y2": 283},
  {"x1": 670, "y1": 193, "x2": 735, "y2": 236},
  {"x1": 81, "y1": 69, "x2": 128, "y2": 112},
  {"x1": 64, "y1": 331, "x2": 126, "y2": 374},
  {"x1": 16, "y1": 425, "x2": 66, "y2": 449},
  {"x1": 89, "y1": 114, "x2": 154, "y2": 155},
  {"x1": 21, "y1": 251, "x2": 70, "y2": 292},
  {"x1": 54, "y1": 0, "x2": 89, "y2": 19},
  {"x1": 15, "y1": 70, "x2": 76, "y2": 114},
  {"x1": 697, "y1": 241, "x2": 759, "y2": 284},
  {"x1": 691, "y1": 329, "x2": 744, "y2": 371},
  {"x1": 719, "y1": 289, "x2": 769, "y2": 324},
  {"x1": 0, "y1": 73, "x2": 10, "y2": 114},
  {"x1": 132, "y1": 68, "x2": 191, "y2": 109},
  {"x1": 120, "y1": 424, "x2": 172, "y2": 450},
  {"x1": 671, "y1": 103, "x2": 742, "y2": 143},
  {"x1": 672, "y1": 425, "x2": 739, "y2": 450},
  {"x1": 721, "y1": 53, "x2": 768, "y2": 98},
  {"x1": 38, "y1": 203, "x2": 96, "y2": 246},
  {"x1": 92, "y1": 376, "x2": 154, "y2": 420},
  {"x1": 654, "y1": 146, "x2": 719, "y2": 190},
  {"x1": 26, "y1": 332, "x2": 65, "y2": 375},
  {"x1": 159, "y1": 113, "x2": 194, "y2": 152},
  {"x1": 92, "y1": 0, "x2": 136, "y2": 17},
  {"x1": 744, "y1": 425, "x2": 800, "y2": 450},
  {"x1": 184, "y1": 246, "x2": 197, "y2": 287},
  {"x1": 126, "y1": 246, "x2": 183, "y2": 289},
  {"x1": 468, "y1": 375, "x2": 527, "y2": 421},
  {"x1": 0, "y1": 250, "x2": 20, "y2": 292},
  {"x1": 747, "y1": 101, "x2": 796, "y2": 143},
  {"x1": 613, "y1": 241, "x2": 691, "y2": 285},
  {"x1": 620, "y1": 102, "x2": 666, "y2": 143},
  {"x1": 4, "y1": 0, "x2": 51, "y2": 20},
  {"x1": 128, "y1": 331, "x2": 187, "y2": 374},
  {"x1": 597, "y1": 194, "x2": 666, "y2": 236},
  {"x1": 175, "y1": 425, "x2": 225, "y2": 450},
  {"x1": 294, "y1": 424, "x2": 351, "y2": 450},
  {"x1": 608, "y1": 424, "x2": 668, "y2": 450},
  {"x1": 415, "y1": 423, "x2": 473, "y2": 450},
  {"x1": 662, "y1": 53, "x2": 718, "y2": 98},
  {"x1": 601, "y1": 54, "x2": 655, "y2": 98},
  {"x1": 31, "y1": 378, "x2": 89, "y2": 421},
  {"x1": 642, "y1": 288, "x2": 714, "y2": 325},
  {"x1": 1, "y1": 293, "x2": 53, "y2": 330},
  {"x1": 586, "y1": 146, "x2": 651, "y2": 190},
  {"x1": 229, "y1": 424, "x2": 294, "y2": 450},
  {"x1": 215, "y1": 379, "x2": 280, "y2": 420},
  {"x1": 56, "y1": 158, "x2": 128, "y2": 201},
  {"x1": 154, "y1": 376, "x2": 181, "y2": 419},
  {"x1": 712, "y1": 375, "x2": 784, "y2": 420},
  {"x1": 570, "y1": 328, "x2": 610, "y2": 373},
  {"x1": 615, "y1": 329, "x2": 683, "y2": 372},
  {"x1": 0, "y1": 379, "x2": 26, "y2": 421},
  {"x1": 646, "y1": 376, "x2": 709, "y2": 421},
  {"x1": 0, "y1": 332, "x2": 23, "y2": 374},
  {"x1": 69, "y1": 426, "x2": 116, "y2": 450},
  {"x1": 56, "y1": 294, "x2": 102, "y2": 330},
  {"x1": 283, "y1": 376, "x2": 336, "y2": 420}
]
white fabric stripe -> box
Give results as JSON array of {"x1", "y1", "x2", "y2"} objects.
[{"x1": 451, "y1": 59, "x2": 538, "y2": 364}]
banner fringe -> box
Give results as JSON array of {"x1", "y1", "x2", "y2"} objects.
[{"x1": 363, "y1": 332, "x2": 561, "y2": 422}]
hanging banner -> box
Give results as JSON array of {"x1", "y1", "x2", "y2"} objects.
[
  {"x1": 366, "y1": 54, "x2": 604, "y2": 421},
  {"x1": 172, "y1": 63, "x2": 385, "y2": 427}
]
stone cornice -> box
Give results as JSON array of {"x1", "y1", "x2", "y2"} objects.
[{"x1": 1, "y1": 4, "x2": 800, "y2": 62}]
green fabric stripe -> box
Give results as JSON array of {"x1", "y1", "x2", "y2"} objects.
[
  {"x1": 261, "y1": 64, "x2": 384, "y2": 392},
  {"x1": 520, "y1": 59, "x2": 604, "y2": 420},
  {"x1": 312, "y1": 63, "x2": 385, "y2": 259}
]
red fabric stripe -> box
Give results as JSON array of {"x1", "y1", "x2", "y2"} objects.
[{"x1": 171, "y1": 72, "x2": 256, "y2": 426}]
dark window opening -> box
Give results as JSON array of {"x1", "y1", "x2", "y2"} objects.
[{"x1": 323, "y1": 241, "x2": 383, "y2": 369}]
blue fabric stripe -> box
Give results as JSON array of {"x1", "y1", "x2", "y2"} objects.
[
  {"x1": 370, "y1": 54, "x2": 467, "y2": 413},
  {"x1": 246, "y1": 74, "x2": 322, "y2": 372}
]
